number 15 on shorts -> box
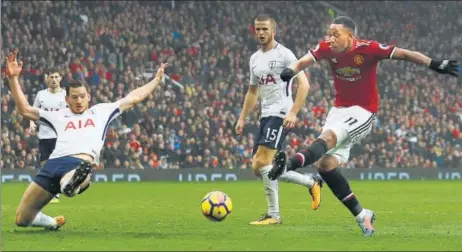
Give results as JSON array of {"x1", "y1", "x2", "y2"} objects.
[
  {"x1": 266, "y1": 128, "x2": 279, "y2": 142},
  {"x1": 265, "y1": 127, "x2": 283, "y2": 149},
  {"x1": 256, "y1": 117, "x2": 287, "y2": 151}
]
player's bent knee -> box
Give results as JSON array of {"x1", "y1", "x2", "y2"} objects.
[
  {"x1": 15, "y1": 203, "x2": 35, "y2": 227},
  {"x1": 251, "y1": 146, "x2": 277, "y2": 177},
  {"x1": 320, "y1": 130, "x2": 339, "y2": 149},
  {"x1": 251, "y1": 158, "x2": 263, "y2": 177},
  {"x1": 251, "y1": 157, "x2": 269, "y2": 177},
  {"x1": 316, "y1": 155, "x2": 339, "y2": 172},
  {"x1": 15, "y1": 211, "x2": 32, "y2": 227}
]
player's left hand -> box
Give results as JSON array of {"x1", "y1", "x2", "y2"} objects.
[
  {"x1": 155, "y1": 63, "x2": 169, "y2": 80},
  {"x1": 5, "y1": 49, "x2": 23, "y2": 78},
  {"x1": 429, "y1": 59, "x2": 459, "y2": 77},
  {"x1": 283, "y1": 111, "x2": 297, "y2": 129}
]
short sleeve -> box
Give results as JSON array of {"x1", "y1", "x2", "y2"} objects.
[
  {"x1": 368, "y1": 41, "x2": 396, "y2": 60},
  {"x1": 284, "y1": 49, "x2": 298, "y2": 66},
  {"x1": 309, "y1": 41, "x2": 331, "y2": 62},
  {"x1": 93, "y1": 102, "x2": 123, "y2": 124},
  {"x1": 33, "y1": 92, "x2": 40, "y2": 108},
  {"x1": 37, "y1": 109, "x2": 60, "y2": 135},
  {"x1": 285, "y1": 49, "x2": 305, "y2": 80}
]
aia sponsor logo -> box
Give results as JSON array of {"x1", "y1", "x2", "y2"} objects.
[
  {"x1": 64, "y1": 119, "x2": 95, "y2": 131},
  {"x1": 43, "y1": 108, "x2": 60, "y2": 112},
  {"x1": 258, "y1": 74, "x2": 277, "y2": 85}
]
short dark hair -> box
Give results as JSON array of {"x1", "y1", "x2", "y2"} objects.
[
  {"x1": 65, "y1": 80, "x2": 90, "y2": 97},
  {"x1": 332, "y1": 16, "x2": 357, "y2": 35},
  {"x1": 255, "y1": 14, "x2": 277, "y2": 31},
  {"x1": 47, "y1": 67, "x2": 61, "y2": 76}
]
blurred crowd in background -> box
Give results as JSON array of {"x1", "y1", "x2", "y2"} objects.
[{"x1": 1, "y1": 1, "x2": 461, "y2": 170}]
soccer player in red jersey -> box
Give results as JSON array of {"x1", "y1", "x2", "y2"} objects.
[{"x1": 268, "y1": 16, "x2": 459, "y2": 236}]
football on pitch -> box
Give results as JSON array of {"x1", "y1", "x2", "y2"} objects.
[{"x1": 201, "y1": 191, "x2": 232, "y2": 222}]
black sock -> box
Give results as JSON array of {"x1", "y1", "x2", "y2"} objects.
[
  {"x1": 288, "y1": 138, "x2": 328, "y2": 170},
  {"x1": 319, "y1": 168, "x2": 363, "y2": 217}
]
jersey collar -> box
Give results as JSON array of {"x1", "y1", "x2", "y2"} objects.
[
  {"x1": 347, "y1": 39, "x2": 357, "y2": 53},
  {"x1": 260, "y1": 41, "x2": 279, "y2": 53},
  {"x1": 47, "y1": 87, "x2": 64, "y2": 94}
]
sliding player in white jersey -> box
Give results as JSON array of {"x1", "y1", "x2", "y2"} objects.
[
  {"x1": 5, "y1": 49, "x2": 168, "y2": 230},
  {"x1": 235, "y1": 14, "x2": 322, "y2": 225},
  {"x1": 30, "y1": 68, "x2": 67, "y2": 203}
]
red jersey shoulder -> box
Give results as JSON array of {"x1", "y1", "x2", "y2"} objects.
[
  {"x1": 355, "y1": 39, "x2": 395, "y2": 59},
  {"x1": 310, "y1": 40, "x2": 331, "y2": 60},
  {"x1": 316, "y1": 40, "x2": 331, "y2": 51},
  {"x1": 355, "y1": 39, "x2": 373, "y2": 48}
]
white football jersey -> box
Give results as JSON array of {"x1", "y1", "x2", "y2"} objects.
[
  {"x1": 37, "y1": 102, "x2": 123, "y2": 164},
  {"x1": 249, "y1": 42, "x2": 303, "y2": 119},
  {"x1": 33, "y1": 89, "x2": 67, "y2": 139}
]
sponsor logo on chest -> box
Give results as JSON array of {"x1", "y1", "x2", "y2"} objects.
[{"x1": 64, "y1": 118, "x2": 96, "y2": 131}]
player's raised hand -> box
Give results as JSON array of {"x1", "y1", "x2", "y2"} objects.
[
  {"x1": 235, "y1": 118, "x2": 245, "y2": 135},
  {"x1": 155, "y1": 63, "x2": 169, "y2": 80},
  {"x1": 5, "y1": 49, "x2": 23, "y2": 78},
  {"x1": 283, "y1": 111, "x2": 297, "y2": 129},
  {"x1": 429, "y1": 60, "x2": 459, "y2": 77},
  {"x1": 29, "y1": 121, "x2": 37, "y2": 134}
]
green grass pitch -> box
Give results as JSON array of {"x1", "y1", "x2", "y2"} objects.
[{"x1": 2, "y1": 181, "x2": 462, "y2": 251}]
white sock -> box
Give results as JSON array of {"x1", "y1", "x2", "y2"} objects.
[
  {"x1": 355, "y1": 208, "x2": 367, "y2": 220},
  {"x1": 279, "y1": 171, "x2": 315, "y2": 187},
  {"x1": 260, "y1": 165, "x2": 280, "y2": 218},
  {"x1": 31, "y1": 212, "x2": 56, "y2": 227}
]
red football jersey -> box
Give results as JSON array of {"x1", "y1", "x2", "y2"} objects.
[{"x1": 309, "y1": 39, "x2": 395, "y2": 113}]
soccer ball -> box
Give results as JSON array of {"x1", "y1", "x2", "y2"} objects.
[{"x1": 201, "y1": 191, "x2": 232, "y2": 222}]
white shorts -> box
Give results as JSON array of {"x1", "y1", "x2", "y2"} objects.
[{"x1": 321, "y1": 105, "x2": 376, "y2": 164}]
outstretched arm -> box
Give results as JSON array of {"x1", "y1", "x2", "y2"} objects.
[
  {"x1": 284, "y1": 71, "x2": 310, "y2": 129},
  {"x1": 118, "y1": 63, "x2": 168, "y2": 112},
  {"x1": 290, "y1": 53, "x2": 316, "y2": 74},
  {"x1": 280, "y1": 53, "x2": 316, "y2": 83},
  {"x1": 281, "y1": 42, "x2": 329, "y2": 83},
  {"x1": 5, "y1": 50, "x2": 40, "y2": 121},
  {"x1": 391, "y1": 48, "x2": 431, "y2": 66},
  {"x1": 392, "y1": 47, "x2": 459, "y2": 77}
]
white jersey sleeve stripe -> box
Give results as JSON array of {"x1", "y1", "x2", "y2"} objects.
[
  {"x1": 38, "y1": 117, "x2": 57, "y2": 136},
  {"x1": 308, "y1": 51, "x2": 317, "y2": 62},
  {"x1": 274, "y1": 126, "x2": 284, "y2": 148},
  {"x1": 33, "y1": 93, "x2": 41, "y2": 108},
  {"x1": 101, "y1": 108, "x2": 121, "y2": 140},
  {"x1": 388, "y1": 47, "x2": 397, "y2": 59}
]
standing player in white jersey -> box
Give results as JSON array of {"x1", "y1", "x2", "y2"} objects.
[
  {"x1": 5, "y1": 49, "x2": 168, "y2": 230},
  {"x1": 235, "y1": 14, "x2": 323, "y2": 225},
  {"x1": 268, "y1": 16, "x2": 459, "y2": 236},
  {"x1": 30, "y1": 68, "x2": 67, "y2": 203}
]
